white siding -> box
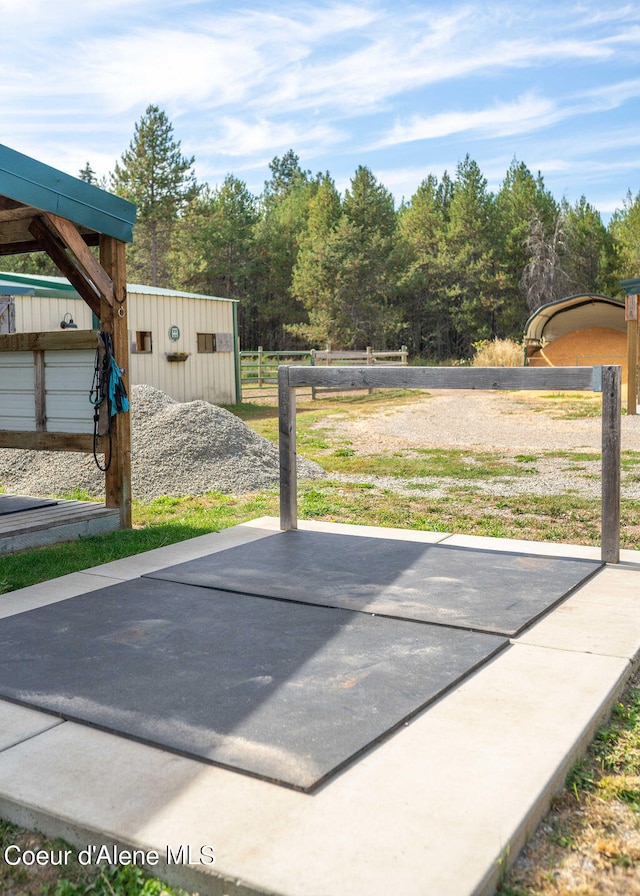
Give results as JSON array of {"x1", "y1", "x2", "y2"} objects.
[
  {"x1": 127, "y1": 291, "x2": 236, "y2": 404},
  {"x1": 0, "y1": 350, "x2": 95, "y2": 433},
  {"x1": 10, "y1": 289, "x2": 237, "y2": 405},
  {"x1": 45, "y1": 350, "x2": 95, "y2": 434},
  {"x1": 0, "y1": 352, "x2": 35, "y2": 430},
  {"x1": 15, "y1": 296, "x2": 92, "y2": 333}
]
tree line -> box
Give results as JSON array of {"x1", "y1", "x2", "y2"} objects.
[{"x1": 6, "y1": 104, "x2": 640, "y2": 360}]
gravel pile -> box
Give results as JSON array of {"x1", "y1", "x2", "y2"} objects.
[{"x1": 0, "y1": 384, "x2": 325, "y2": 502}]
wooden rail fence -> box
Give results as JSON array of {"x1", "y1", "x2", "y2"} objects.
[
  {"x1": 240, "y1": 346, "x2": 408, "y2": 399},
  {"x1": 278, "y1": 364, "x2": 622, "y2": 564}
]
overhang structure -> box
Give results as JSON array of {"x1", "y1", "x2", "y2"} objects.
[{"x1": 0, "y1": 143, "x2": 137, "y2": 527}]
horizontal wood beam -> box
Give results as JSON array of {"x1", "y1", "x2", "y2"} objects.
[
  {"x1": 284, "y1": 365, "x2": 601, "y2": 392},
  {"x1": 0, "y1": 232, "x2": 100, "y2": 256},
  {"x1": 0, "y1": 330, "x2": 98, "y2": 352},
  {"x1": 0, "y1": 431, "x2": 104, "y2": 453}
]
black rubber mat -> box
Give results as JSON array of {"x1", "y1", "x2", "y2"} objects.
[
  {"x1": 144, "y1": 530, "x2": 603, "y2": 636},
  {"x1": 0, "y1": 495, "x2": 57, "y2": 515},
  {"x1": 0, "y1": 577, "x2": 506, "y2": 791}
]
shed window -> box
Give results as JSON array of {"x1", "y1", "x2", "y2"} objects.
[
  {"x1": 197, "y1": 333, "x2": 217, "y2": 353},
  {"x1": 133, "y1": 331, "x2": 153, "y2": 353}
]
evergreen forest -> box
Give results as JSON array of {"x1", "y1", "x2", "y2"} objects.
[{"x1": 5, "y1": 105, "x2": 640, "y2": 361}]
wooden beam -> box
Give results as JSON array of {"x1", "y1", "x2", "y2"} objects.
[
  {"x1": 286, "y1": 365, "x2": 598, "y2": 392},
  {"x1": 0, "y1": 330, "x2": 98, "y2": 352},
  {"x1": 33, "y1": 350, "x2": 46, "y2": 432},
  {"x1": 28, "y1": 217, "x2": 101, "y2": 317},
  {"x1": 100, "y1": 234, "x2": 132, "y2": 529},
  {"x1": 43, "y1": 212, "x2": 115, "y2": 308},
  {"x1": 626, "y1": 295, "x2": 638, "y2": 416},
  {"x1": 278, "y1": 366, "x2": 297, "y2": 530},
  {"x1": 0, "y1": 431, "x2": 103, "y2": 452},
  {"x1": 601, "y1": 365, "x2": 621, "y2": 563}
]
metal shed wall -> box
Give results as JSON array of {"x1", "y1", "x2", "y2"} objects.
[{"x1": 4, "y1": 278, "x2": 237, "y2": 406}]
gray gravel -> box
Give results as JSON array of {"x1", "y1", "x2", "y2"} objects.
[{"x1": 0, "y1": 384, "x2": 325, "y2": 502}]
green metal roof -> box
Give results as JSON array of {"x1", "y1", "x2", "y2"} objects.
[
  {"x1": 0, "y1": 271, "x2": 236, "y2": 303},
  {"x1": 0, "y1": 143, "x2": 136, "y2": 244}
]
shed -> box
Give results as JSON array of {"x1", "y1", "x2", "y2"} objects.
[
  {"x1": 0, "y1": 272, "x2": 240, "y2": 405},
  {"x1": 524, "y1": 294, "x2": 627, "y2": 380}
]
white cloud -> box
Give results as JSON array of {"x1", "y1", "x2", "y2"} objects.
[
  {"x1": 198, "y1": 116, "x2": 345, "y2": 158},
  {"x1": 378, "y1": 93, "x2": 561, "y2": 147}
]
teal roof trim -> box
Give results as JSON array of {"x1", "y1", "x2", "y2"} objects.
[
  {"x1": 0, "y1": 144, "x2": 136, "y2": 243},
  {"x1": 620, "y1": 278, "x2": 640, "y2": 294},
  {"x1": 0, "y1": 272, "x2": 237, "y2": 303}
]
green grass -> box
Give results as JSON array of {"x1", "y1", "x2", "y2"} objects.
[
  {"x1": 499, "y1": 677, "x2": 640, "y2": 894},
  {"x1": 0, "y1": 819, "x2": 192, "y2": 895},
  {"x1": 4, "y1": 484, "x2": 638, "y2": 598}
]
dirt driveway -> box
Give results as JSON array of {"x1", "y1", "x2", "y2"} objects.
[
  {"x1": 323, "y1": 390, "x2": 640, "y2": 499},
  {"x1": 336, "y1": 389, "x2": 640, "y2": 454}
]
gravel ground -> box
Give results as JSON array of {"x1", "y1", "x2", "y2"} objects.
[
  {"x1": 0, "y1": 385, "x2": 324, "y2": 502},
  {"x1": 2, "y1": 386, "x2": 639, "y2": 502},
  {"x1": 327, "y1": 389, "x2": 640, "y2": 498}
]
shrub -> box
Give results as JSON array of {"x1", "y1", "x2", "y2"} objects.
[{"x1": 472, "y1": 338, "x2": 524, "y2": 367}]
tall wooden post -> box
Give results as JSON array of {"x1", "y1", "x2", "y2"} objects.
[
  {"x1": 278, "y1": 366, "x2": 297, "y2": 530},
  {"x1": 99, "y1": 235, "x2": 132, "y2": 529},
  {"x1": 626, "y1": 294, "x2": 638, "y2": 416},
  {"x1": 601, "y1": 365, "x2": 621, "y2": 564}
]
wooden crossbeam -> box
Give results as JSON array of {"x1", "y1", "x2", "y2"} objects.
[
  {"x1": 0, "y1": 330, "x2": 98, "y2": 352},
  {"x1": 0, "y1": 431, "x2": 103, "y2": 452}
]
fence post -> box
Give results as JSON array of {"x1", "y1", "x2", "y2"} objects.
[
  {"x1": 257, "y1": 346, "x2": 263, "y2": 388},
  {"x1": 601, "y1": 365, "x2": 621, "y2": 563},
  {"x1": 279, "y1": 366, "x2": 297, "y2": 530},
  {"x1": 401, "y1": 345, "x2": 408, "y2": 366},
  {"x1": 310, "y1": 349, "x2": 317, "y2": 400}
]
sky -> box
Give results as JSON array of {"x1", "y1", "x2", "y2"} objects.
[{"x1": 2, "y1": 0, "x2": 640, "y2": 220}]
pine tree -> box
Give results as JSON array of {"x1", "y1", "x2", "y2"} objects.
[
  {"x1": 111, "y1": 105, "x2": 197, "y2": 286},
  {"x1": 609, "y1": 190, "x2": 640, "y2": 286},
  {"x1": 251, "y1": 151, "x2": 318, "y2": 347},
  {"x1": 444, "y1": 156, "x2": 499, "y2": 354},
  {"x1": 396, "y1": 173, "x2": 453, "y2": 359},
  {"x1": 292, "y1": 166, "x2": 401, "y2": 348}
]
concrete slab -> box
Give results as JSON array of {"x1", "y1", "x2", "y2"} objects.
[
  {"x1": 0, "y1": 572, "x2": 123, "y2": 620},
  {"x1": 87, "y1": 524, "x2": 277, "y2": 580},
  {"x1": 515, "y1": 563, "x2": 640, "y2": 658},
  {"x1": 0, "y1": 643, "x2": 630, "y2": 896},
  {"x1": 0, "y1": 699, "x2": 62, "y2": 752},
  {"x1": 0, "y1": 518, "x2": 638, "y2": 896}
]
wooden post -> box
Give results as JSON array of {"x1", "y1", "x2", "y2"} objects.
[
  {"x1": 601, "y1": 365, "x2": 621, "y2": 564},
  {"x1": 626, "y1": 294, "x2": 638, "y2": 416},
  {"x1": 278, "y1": 366, "x2": 297, "y2": 530},
  {"x1": 258, "y1": 346, "x2": 263, "y2": 388},
  {"x1": 99, "y1": 235, "x2": 132, "y2": 529},
  {"x1": 33, "y1": 350, "x2": 46, "y2": 432}
]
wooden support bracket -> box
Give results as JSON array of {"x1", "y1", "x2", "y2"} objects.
[
  {"x1": 42, "y1": 212, "x2": 115, "y2": 308},
  {"x1": 28, "y1": 216, "x2": 101, "y2": 318}
]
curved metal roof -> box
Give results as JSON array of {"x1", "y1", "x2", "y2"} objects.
[{"x1": 524, "y1": 294, "x2": 625, "y2": 344}]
